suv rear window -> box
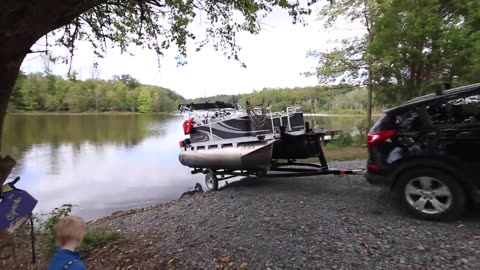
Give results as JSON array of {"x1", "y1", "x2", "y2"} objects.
[
  {"x1": 395, "y1": 109, "x2": 421, "y2": 132},
  {"x1": 426, "y1": 94, "x2": 480, "y2": 126},
  {"x1": 370, "y1": 113, "x2": 395, "y2": 132}
]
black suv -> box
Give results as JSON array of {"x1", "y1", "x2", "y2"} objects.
[{"x1": 366, "y1": 83, "x2": 480, "y2": 221}]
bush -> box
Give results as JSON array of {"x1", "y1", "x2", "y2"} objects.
[
  {"x1": 81, "y1": 227, "x2": 125, "y2": 252},
  {"x1": 335, "y1": 132, "x2": 353, "y2": 146},
  {"x1": 43, "y1": 204, "x2": 74, "y2": 256},
  {"x1": 2, "y1": 204, "x2": 127, "y2": 268},
  {"x1": 353, "y1": 133, "x2": 367, "y2": 146},
  {"x1": 41, "y1": 204, "x2": 125, "y2": 256}
]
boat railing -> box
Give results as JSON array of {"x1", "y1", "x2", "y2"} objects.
[
  {"x1": 268, "y1": 108, "x2": 275, "y2": 135},
  {"x1": 285, "y1": 106, "x2": 302, "y2": 131},
  {"x1": 188, "y1": 106, "x2": 301, "y2": 143},
  {"x1": 285, "y1": 106, "x2": 294, "y2": 131},
  {"x1": 187, "y1": 107, "x2": 239, "y2": 124}
]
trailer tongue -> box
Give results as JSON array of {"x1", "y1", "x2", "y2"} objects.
[{"x1": 178, "y1": 101, "x2": 364, "y2": 191}]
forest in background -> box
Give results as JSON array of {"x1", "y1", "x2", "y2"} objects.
[
  {"x1": 188, "y1": 86, "x2": 377, "y2": 114},
  {"x1": 10, "y1": 72, "x2": 378, "y2": 114},
  {"x1": 9, "y1": 73, "x2": 183, "y2": 113}
]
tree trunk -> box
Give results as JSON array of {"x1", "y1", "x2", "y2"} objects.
[
  {"x1": 0, "y1": 55, "x2": 25, "y2": 153},
  {"x1": 362, "y1": 0, "x2": 375, "y2": 132},
  {"x1": 366, "y1": 64, "x2": 373, "y2": 132}
]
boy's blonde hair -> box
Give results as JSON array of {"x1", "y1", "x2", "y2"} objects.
[{"x1": 54, "y1": 215, "x2": 86, "y2": 246}]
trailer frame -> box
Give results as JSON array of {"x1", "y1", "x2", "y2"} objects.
[{"x1": 190, "y1": 155, "x2": 365, "y2": 191}]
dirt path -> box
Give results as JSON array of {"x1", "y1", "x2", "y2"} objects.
[{"x1": 88, "y1": 160, "x2": 480, "y2": 269}]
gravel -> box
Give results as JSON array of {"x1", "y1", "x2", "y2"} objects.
[{"x1": 92, "y1": 160, "x2": 480, "y2": 270}]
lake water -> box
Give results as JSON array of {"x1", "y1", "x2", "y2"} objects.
[{"x1": 2, "y1": 113, "x2": 369, "y2": 220}]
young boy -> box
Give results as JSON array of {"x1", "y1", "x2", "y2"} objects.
[{"x1": 47, "y1": 215, "x2": 87, "y2": 270}]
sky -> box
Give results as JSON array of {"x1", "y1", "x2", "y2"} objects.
[{"x1": 20, "y1": 3, "x2": 360, "y2": 99}]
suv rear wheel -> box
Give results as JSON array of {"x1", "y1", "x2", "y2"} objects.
[{"x1": 395, "y1": 168, "x2": 466, "y2": 221}]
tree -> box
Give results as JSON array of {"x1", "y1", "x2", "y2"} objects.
[
  {"x1": 126, "y1": 90, "x2": 138, "y2": 112},
  {"x1": 369, "y1": 0, "x2": 480, "y2": 104},
  {"x1": 65, "y1": 83, "x2": 93, "y2": 112},
  {"x1": 306, "y1": 0, "x2": 377, "y2": 129},
  {"x1": 9, "y1": 73, "x2": 181, "y2": 113},
  {"x1": 45, "y1": 78, "x2": 67, "y2": 111},
  {"x1": 113, "y1": 74, "x2": 140, "y2": 90},
  {"x1": 9, "y1": 72, "x2": 27, "y2": 111},
  {"x1": 0, "y1": 0, "x2": 314, "y2": 150},
  {"x1": 137, "y1": 87, "x2": 153, "y2": 113},
  {"x1": 19, "y1": 74, "x2": 44, "y2": 110}
]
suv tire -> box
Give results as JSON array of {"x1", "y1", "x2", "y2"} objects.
[{"x1": 394, "y1": 168, "x2": 466, "y2": 221}]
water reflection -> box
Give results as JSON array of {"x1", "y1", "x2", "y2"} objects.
[
  {"x1": 2, "y1": 114, "x2": 203, "y2": 220},
  {"x1": 1, "y1": 114, "x2": 368, "y2": 220}
]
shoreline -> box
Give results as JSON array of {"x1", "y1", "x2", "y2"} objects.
[
  {"x1": 79, "y1": 159, "x2": 480, "y2": 269},
  {"x1": 28, "y1": 146, "x2": 368, "y2": 222},
  {"x1": 5, "y1": 160, "x2": 480, "y2": 269}
]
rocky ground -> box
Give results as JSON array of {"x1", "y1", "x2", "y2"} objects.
[{"x1": 85, "y1": 160, "x2": 479, "y2": 269}]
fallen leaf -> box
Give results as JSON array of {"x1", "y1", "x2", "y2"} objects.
[
  {"x1": 217, "y1": 252, "x2": 232, "y2": 265},
  {"x1": 240, "y1": 262, "x2": 248, "y2": 270}
]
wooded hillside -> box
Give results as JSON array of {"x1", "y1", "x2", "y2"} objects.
[
  {"x1": 9, "y1": 73, "x2": 183, "y2": 113},
  {"x1": 188, "y1": 85, "x2": 375, "y2": 114}
]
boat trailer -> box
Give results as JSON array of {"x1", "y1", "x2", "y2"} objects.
[
  {"x1": 191, "y1": 161, "x2": 365, "y2": 191},
  {"x1": 178, "y1": 102, "x2": 365, "y2": 191},
  {"x1": 188, "y1": 129, "x2": 365, "y2": 191}
]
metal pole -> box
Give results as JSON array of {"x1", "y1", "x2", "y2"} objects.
[
  {"x1": 30, "y1": 216, "x2": 36, "y2": 265},
  {"x1": 209, "y1": 120, "x2": 213, "y2": 141},
  {"x1": 269, "y1": 109, "x2": 274, "y2": 134},
  {"x1": 286, "y1": 107, "x2": 292, "y2": 131}
]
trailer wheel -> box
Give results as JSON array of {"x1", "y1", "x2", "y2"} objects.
[{"x1": 205, "y1": 170, "x2": 219, "y2": 192}]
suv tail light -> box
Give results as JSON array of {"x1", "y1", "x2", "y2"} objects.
[{"x1": 367, "y1": 130, "x2": 397, "y2": 146}]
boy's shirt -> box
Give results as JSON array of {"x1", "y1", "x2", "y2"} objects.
[{"x1": 47, "y1": 248, "x2": 87, "y2": 270}]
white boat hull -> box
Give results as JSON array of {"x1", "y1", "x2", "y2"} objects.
[{"x1": 179, "y1": 140, "x2": 275, "y2": 170}]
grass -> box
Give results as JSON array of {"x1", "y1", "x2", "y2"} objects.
[
  {"x1": 1, "y1": 204, "x2": 128, "y2": 269},
  {"x1": 322, "y1": 132, "x2": 368, "y2": 161},
  {"x1": 301, "y1": 144, "x2": 368, "y2": 163},
  {"x1": 81, "y1": 227, "x2": 126, "y2": 252},
  {"x1": 323, "y1": 145, "x2": 368, "y2": 161},
  {"x1": 1, "y1": 225, "x2": 127, "y2": 269}
]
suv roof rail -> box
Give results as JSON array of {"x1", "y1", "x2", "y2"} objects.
[{"x1": 386, "y1": 82, "x2": 480, "y2": 113}]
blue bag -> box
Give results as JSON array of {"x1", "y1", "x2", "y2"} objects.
[{"x1": 0, "y1": 181, "x2": 38, "y2": 233}]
